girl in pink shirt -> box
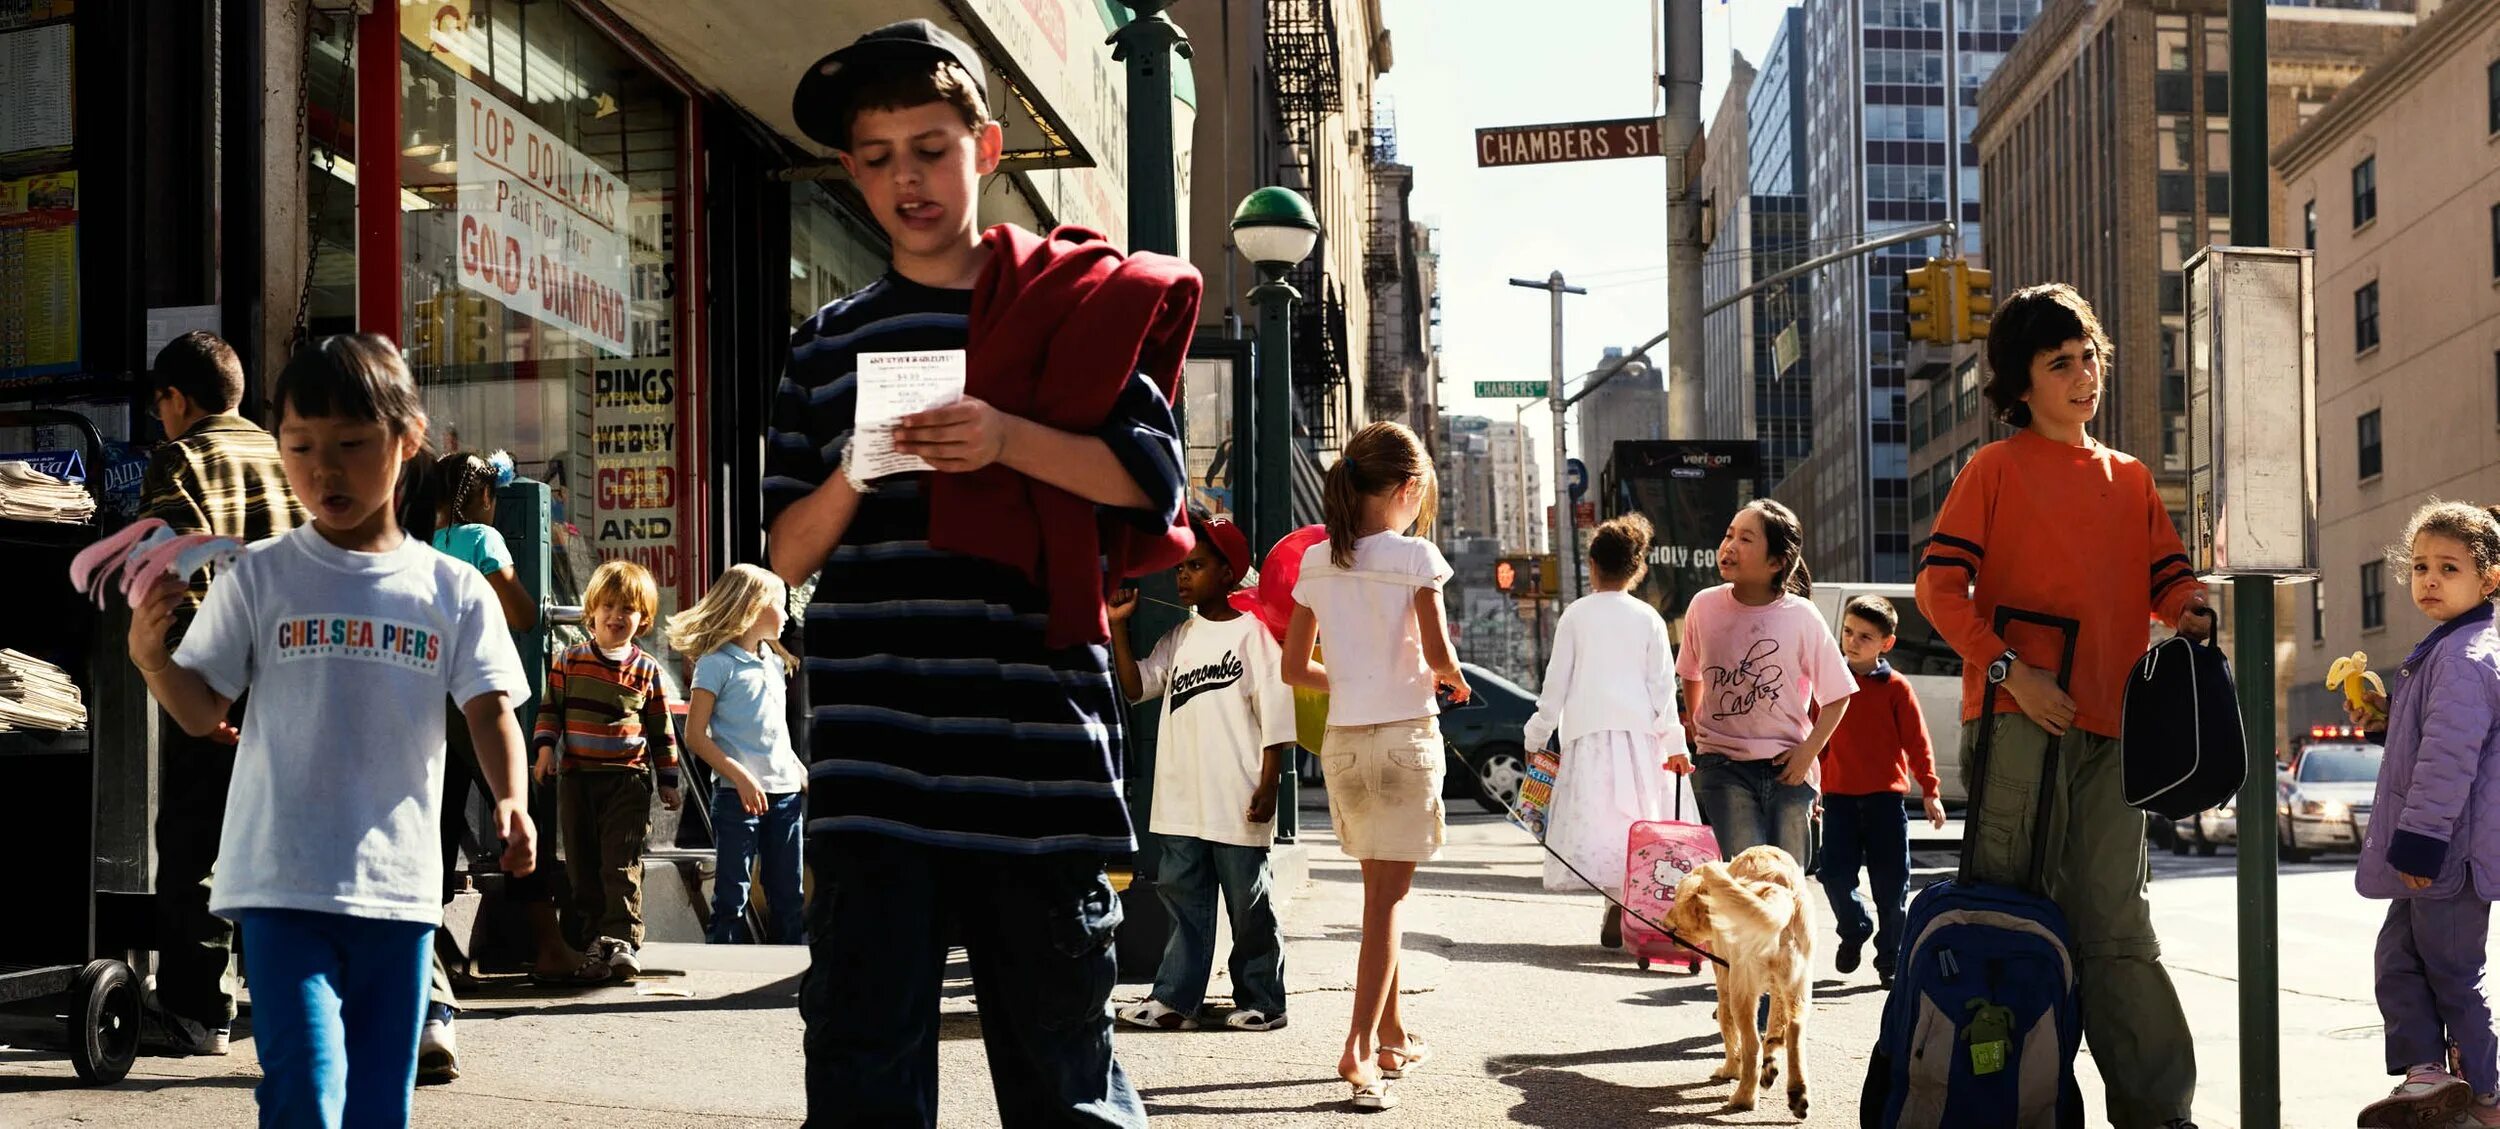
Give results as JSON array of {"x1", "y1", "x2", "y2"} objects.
[{"x1": 1672, "y1": 499, "x2": 1853, "y2": 867}]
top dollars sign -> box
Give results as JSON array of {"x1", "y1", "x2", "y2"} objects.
[{"x1": 454, "y1": 77, "x2": 632, "y2": 355}]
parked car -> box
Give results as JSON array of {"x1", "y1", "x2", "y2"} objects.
[
  {"x1": 1442, "y1": 662, "x2": 1541, "y2": 814},
  {"x1": 2278, "y1": 741, "x2": 2382, "y2": 862},
  {"x1": 2170, "y1": 803, "x2": 2237, "y2": 856},
  {"x1": 1807, "y1": 583, "x2": 1966, "y2": 808}
]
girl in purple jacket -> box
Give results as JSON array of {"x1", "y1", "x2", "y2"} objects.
[{"x1": 2355, "y1": 502, "x2": 2500, "y2": 1129}]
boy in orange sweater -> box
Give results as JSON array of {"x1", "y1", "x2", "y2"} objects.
[
  {"x1": 1817, "y1": 595, "x2": 1946, "y2": 986},
  {"x1": 1914, "y1": 283, "x2": 2212, "y2": 1129}
]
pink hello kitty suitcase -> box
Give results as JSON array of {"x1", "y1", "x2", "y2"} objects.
[{"x1": 1622, "y1": 776, "x2": 1719, "y2": 973}]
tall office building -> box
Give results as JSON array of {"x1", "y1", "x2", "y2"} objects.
[
  {"x1": 1579, "y1": 346, "x2": 1668, "y2": 485},
  {"x1": 1700, "y1": 8, "x2": 1817, "y2": 499},
  {"x1": 1790, "y1": 0, "x2": 2040, "y2": 582}
]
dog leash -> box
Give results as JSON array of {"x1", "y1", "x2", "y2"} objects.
[{"x1": 1510, "y1": 773, "x2": 1730, "y2": 969}]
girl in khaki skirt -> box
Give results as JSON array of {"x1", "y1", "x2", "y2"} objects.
[{"x1": 1282, "y1": 421, "x2": 1469, "y2": 1110}]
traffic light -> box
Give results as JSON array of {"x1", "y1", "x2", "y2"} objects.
[
  {"x1": 1959, "y1": 261, "x2": 1995, "y2": 341},
  {"x1": 1904, "y1": 259, "x2": 1947, "y2": 345}
]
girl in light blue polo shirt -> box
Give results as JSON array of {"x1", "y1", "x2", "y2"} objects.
[{"x1": 666, "y1": 564, "x2": 807, "y2": 943}]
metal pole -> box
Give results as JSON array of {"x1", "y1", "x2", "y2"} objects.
[
  {"x1": 1510, "y1": 273, "x2": 1587, "y2": 606},
  {"x1": 1251, "y1": 268, "x2": 1300, "y2": 843},
  {"x1": 1940, "y1": 0, "x2": 1959, "y2": 263},
  {"x1": 1110, "y1": 2, "x2": 1188, "y2": 256},
  {"x1": 1663, "y1": 0, "x2": 1704, "y2": 439},
  {"x1": 2228, "y1": 0, "x2": 2277, "y2": 1121}
]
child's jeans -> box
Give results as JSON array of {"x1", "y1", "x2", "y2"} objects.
[
  {"x1": 801, "y1": 832, "x2": 1144, "y2": 1128},
  {"x1": 710, "y1": 788, "x2": 804, "y2": 944},
  {"x1": 237, "y1": 908, "x2": 434, "y2": 1128},
  {"x1": 1819, "y1": 791, "x2": 1913, "y2": 975},
  {"x1": 2377, "y1": 892, "x2": 2498, "y2": 1092},
  {"x1": 1690, "y1": 753, "x2": 1817, "y2": 866},
  {"x1": 1151, "y1": 835, "x2": 1286, "y2": 1017}
]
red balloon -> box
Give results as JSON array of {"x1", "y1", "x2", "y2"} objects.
[{"x1": 1228, "y1": 524, "x2": 1329, "y2": 642}]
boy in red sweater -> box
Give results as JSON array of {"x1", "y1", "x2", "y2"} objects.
[
  {"x1": 1818, "y1": 595, "x2": 1945, "y2": 985},
  {"x1": 1914, "y1": 283, "x2": 2211, "y2": 1129}
]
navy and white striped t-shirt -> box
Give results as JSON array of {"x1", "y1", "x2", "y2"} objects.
[{"x1": 763, "y1": 272, "x2": 1185, "y2": 856}]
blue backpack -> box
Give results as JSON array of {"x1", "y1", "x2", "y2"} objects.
[{"x1": 1861, "y1": 608, "x2": 2086, "y2": 1129}]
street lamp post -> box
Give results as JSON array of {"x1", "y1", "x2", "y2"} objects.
[{"x1": 1233, "y1": 186, "x2": 1319, "y2": 844}]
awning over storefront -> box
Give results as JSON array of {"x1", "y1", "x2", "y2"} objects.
[{"x1": 597, "y1": 0, "x2": 1182, "y2": 244}]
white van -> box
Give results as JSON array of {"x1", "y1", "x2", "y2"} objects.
[{"x1": 1806, "y1": 582, "x2": 1968, "y2": 808}]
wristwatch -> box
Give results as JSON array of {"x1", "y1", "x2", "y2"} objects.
[{"x1": 1986, "y1": 649, "x2": 2019, "y2": 685}]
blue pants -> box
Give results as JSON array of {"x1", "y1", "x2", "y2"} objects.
[
  {"x1": 710, "y1": 789, "x2": 805, "y2": 944},
  {"x1": 801, "y1": 833, "x2": 1144, "y2": 1128},
  {"x1": 237, "y1": 909, "x2": 434, "y2": 1128},
  {"x1": 1690, "y1": 753, "x2": 1817, "y2": 867},
  {"x1": 1151, "y1": 835, "x2": 1286, "y2": 1017},
  {"x1": 2376, "y1": 892, "x2": 2498, "y2": 1093},
  {"x1": 1818, "y1": 791, "x2": 1913, "y2": 974}
]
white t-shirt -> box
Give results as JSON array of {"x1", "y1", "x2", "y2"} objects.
[
  {"x1": 177, "y1": 525, "x2": 530, "y2": 925},
  {"x1": 1293, "y1": 532, "x2": 1454, "y2": 727},
  {"x1": 1134, "y1": 614, "x2": 1298, "y2": 847}
]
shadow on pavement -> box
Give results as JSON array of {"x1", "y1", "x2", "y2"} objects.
[
  {"x1": 1489, "y1": 1036, "x2": 1784, "y2": 1127},
  {"x1": 0, "y1": 1071, "x2": 261, "y2": 1095},
  {"x1": 466, "y1": 972, "x2": 801, "y2": 1020},
  {"x1": 1306, "y1": 865, "x2": 1547, "y2": 896},
  {"x1": 1402, "y1": 930, "x2": 1715, "y2": 979},
  {"x1": 1139, "y1": 1075, "x2": 1350, "y2": 1116}
]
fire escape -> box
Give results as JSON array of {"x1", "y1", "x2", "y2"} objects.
[{"x1": 1264, "y1": 0, "x2": 1350, "y2": 453}]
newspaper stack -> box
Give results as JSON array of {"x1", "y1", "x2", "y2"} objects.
[
  {"x1": 0, "y1": 649, "x2": 87, "y2": 733},
  {"x1": 0, "y1": 460, "x2": 95, "y2": 524}
]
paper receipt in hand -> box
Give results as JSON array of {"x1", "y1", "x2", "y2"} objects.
[{"x1": 851, "y1": 349, "x2": 967, "y2": 483}]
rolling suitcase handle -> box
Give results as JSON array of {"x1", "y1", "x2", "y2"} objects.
[{"x1": 1958, "y1": 606, "x2": 2083, "y2": 893}]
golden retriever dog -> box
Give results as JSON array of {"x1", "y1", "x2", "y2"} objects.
[{"x1": 1663, "y1": 846, "x2": 1815, "y2": 1118}]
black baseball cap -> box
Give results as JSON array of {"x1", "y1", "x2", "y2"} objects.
[{"x1": 793, "y1": 19, "x2": 989, "y2": 151}]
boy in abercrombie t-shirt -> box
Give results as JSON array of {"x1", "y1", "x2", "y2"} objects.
[
  {"x1": 765, "y1": 19, "x2": 1196, "y2": 1126},
  {"x1": 1914, "y1": 283, "x2": 2213, "y2": 1129},
  {"x1": 1816, "y1": 595, "x2": 1945, "y2": 987},
  {"x1": 1107, "y1": 515, "x2": 1296, "y2": 1034}
]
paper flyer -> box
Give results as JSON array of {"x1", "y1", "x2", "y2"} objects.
[{"x1": 851, "y1": 349, "x2": 966, "y2": 482}]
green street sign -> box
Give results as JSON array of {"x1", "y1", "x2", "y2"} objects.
[{"x1": 1475, "y1": 380, "x2": 1550, "y2": 398}]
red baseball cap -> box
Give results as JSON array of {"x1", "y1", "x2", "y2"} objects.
[{"x1": 1190, "y1": 514, "x2": 1250, "y2": 578}]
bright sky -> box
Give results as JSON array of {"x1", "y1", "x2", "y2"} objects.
[{"x1": 1378, "y1": 0, "x2": 1801, "y2": 481}]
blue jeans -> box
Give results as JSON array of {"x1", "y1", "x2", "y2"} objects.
[
  {"x1": 237, "y1": 909, "x2": 434, "y2": 1128},
  {"x1": 1818, "y1": 791, "x2": 1912, "y2": 974},
  {"x1": 1690, "y1": 753, "x2": 1817, "y2": 866},
  {"x1": 801, "y1": 833, "x2": 1144, "y2": 1128},
  {"x1": 1151, "y1": 836, "x2": 1286, "y2": 1017},
  {"x1": 710, "y1": 789, "x2": 805, "y2": 944}
]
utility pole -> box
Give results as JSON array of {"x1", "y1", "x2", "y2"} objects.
[
  {"x1": 2226, "y1": 0, "x2": 2279, "y2": 1124},
  {"x1": 1662, "y1": 0, "x2": 1704, "y2": 438},
  {"x1": 1939, "y1": 0, "x2": 1959, "y2": 263},
  {"x1": 1510, "y1": 272, "x2": 1587, "y2": 607}
]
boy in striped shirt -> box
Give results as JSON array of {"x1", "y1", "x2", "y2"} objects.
[
  {"x1": 769, "y1": 19, "x2": 1194, "y2": 1125},
  {"x1": 532, "y1": 559, "x2": 680, "y2": 978}
]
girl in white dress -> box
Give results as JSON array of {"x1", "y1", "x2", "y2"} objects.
[{"x1": 1522, "y1": 513, "x2": 1686, "y2": 947}]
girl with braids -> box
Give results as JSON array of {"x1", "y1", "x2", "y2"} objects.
[
  {"x1": 2352, "y1": 502, "x2": 2500, "y2": 1128},
  {"x1": 425, "y1": 450, "x2": 537, "y2": 632},
  {"x1": 1672, "y1": 498, "x2": 1852, "y2": 868},
  {"x1": 1282, "y1": 420, "x2": 1465, "y2": 1110}
]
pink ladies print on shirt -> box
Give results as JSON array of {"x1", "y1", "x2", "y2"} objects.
[
  {"x1": 1673, "y1": 586, "x2": 1854, "y2": 763},
  {"x1": 273, "y1": 615, "x2": 446, "y2": 673}
]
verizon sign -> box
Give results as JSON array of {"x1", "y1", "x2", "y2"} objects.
[{"x1": 1475, "y1": 117, "x2": 1665, "y2": 168}]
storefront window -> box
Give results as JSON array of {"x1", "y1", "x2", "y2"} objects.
[{"x1": 394, "y1": 1, "x2": 694, "y2": 626}]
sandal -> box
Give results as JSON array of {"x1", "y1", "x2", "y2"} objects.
[
  {"x1": 1377, "y1": 1037, "x2": 1432, "y2": 1079},
  {"x1": 1116, "y1": 999, "x2": 1200, "y2": 1031},
  {"x1": 1348, "y1": 1077, "x2": 1398, "y2": 1110},
  {"x1": 1223, "y1": 1008, "x2": 1287, "y2": 1032}
]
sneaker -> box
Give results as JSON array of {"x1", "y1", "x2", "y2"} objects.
[
  {"x1": 1116, "y1": 999, "x2": 1200, "y2": 1030},
  {"x1": 417, "y1": 1005, "x2": 459, "y2": 1084},
  {"x1": 1835, "y1": 934, "x2": 1866, "y2": 975},
  {"x1": 1598, "y1": 905, "x2": 1623, "y2": 950},
  {"x1": 602, "y1": 938, "x2": 641, "y2": 978},
  {"x1": 142, "y1": 1012, "x2": 222, "y2": 1057},
  {"x1": 2359, "y1": 1065, "x2": 2471, "y2": 1128},
  {"x1": 1224, "y1": 1008, "x2": 1288, "y2": 1032},
  {"x1": 207, "y1": 1026, "x2": 231, "y2": 1056}
]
